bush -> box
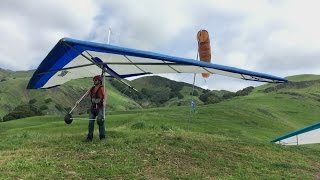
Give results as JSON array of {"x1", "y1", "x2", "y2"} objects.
[
  {"x1": 202, "y1": 89, "x2": 210, "y2": 94},
  {"x1": 150, "y1": 88, "x2": 170, "y2": 104},
  {"x1": 3, "y1": 104, "x2": 43, "y2": 121},
  {"x1": 190, "y1": 90, "x2": 199, "y2": 96},
  {"x1": 235, "y1": 86, "x2": 254, "y2": 96},
  {"x1": 199, "y1": 91, "x2": 222, "y2": 104},
  {"x1": 3, "y1": 115, "x2": 14, "y2": 121},
  {"x1": 0, "y1": 78, "x2": 6, "y2": 82},
  {"x1": 177, "y1": 93, "x2": 184, "y2": 99},
  {"x1": 222, "y1": 92, "x2": 235, "y2": 99},
  {"x1": 40, "y1": 105, "x2": 48, "y2": 111}
]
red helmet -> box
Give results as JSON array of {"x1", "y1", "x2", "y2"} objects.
[{"x1": 93, "y1": 75, "x2": 102, "y2": 82}]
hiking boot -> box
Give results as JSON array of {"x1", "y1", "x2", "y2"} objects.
[
  {"x1": 99, "y1": 135, "x2": 105, "y2": 140},
  {"x1": 84, "y1": 137, "x2": 93, "y2": 142}
]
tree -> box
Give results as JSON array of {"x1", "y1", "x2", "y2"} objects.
[
  {"x1": 235, "y1": 86, "x2": 254, "y2": 96},
  {"x1": 3, "y1": 104, "x2": 43, "y2": 121},
  {"x1": 40, "y1": 105, "x2": 48, "y2": 111},
  {"x1": 177, "y1": 92, "x2": 184, "y2": 99}
]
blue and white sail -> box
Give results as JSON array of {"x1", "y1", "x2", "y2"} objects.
[
  {"x1": 27, "y1": 38, "x2": 287, "y2": 89},
  {"x1": 272, "y1": 122, "x2": 320, "y2": 145}
]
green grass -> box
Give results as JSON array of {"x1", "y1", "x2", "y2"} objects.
[
  {"x1": 1, "y1": 96, "x2": 320, "y2": 179},
  {"x1": 1, "y1": 74, "x2": 320, "y2": 178}
]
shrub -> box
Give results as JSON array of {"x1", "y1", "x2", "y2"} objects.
[
  {"x1": 40, "y1": 105, "x2": 48, "y2": 111},
  {"x1": 199, "y1": 91, "x2": 222, "y2": 104},
  {"x1": 190, "y1": 90, "x2": 199, "y2": 96},
  {"x1": 202, "y1": 89, "x2": 210, "y2": 93},
  {"x1": 3, "y1": 104, "x2": 43, "y2": 121},
  {"x1": 177, "y1": 92, "x2": 184, "y2": 99},
  {"x1": 235, "y1": 86, "x2": 254, "y2": 96}
]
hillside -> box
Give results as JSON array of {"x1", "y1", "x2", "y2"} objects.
[
  {"x1": 132, "y1": 76, "x2": 205, "y2": 107},
  {"x1": 0, "y1": 69, "x2": 141, "y2": 118},
  {"x1": 0, "y1": 74, "x2": 320, "y2": 178},
  {"x1": 0, "y1": 69, "x2": 231, "y2": 120}
]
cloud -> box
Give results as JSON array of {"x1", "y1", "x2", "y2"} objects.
[
  {"x1": 1, "y1": 0, "x2": 320, "y2": 91},
  {"x1": 0, "y1": 0, "x2": 99, "y2": 70}
]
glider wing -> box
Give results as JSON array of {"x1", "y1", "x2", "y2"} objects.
[
  {"x1": 27, "y1": 38, "x2": 287, "y2": 89},
  {"x1": 271, "y1": 122, "x2": 320, "y2": 145}
]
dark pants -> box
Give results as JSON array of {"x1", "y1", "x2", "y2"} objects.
[{"x1": 87, "y1": 108, "x2": 105, "y2": 139}]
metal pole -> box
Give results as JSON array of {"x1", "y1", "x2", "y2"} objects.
[
  {"x1": 188, "y1": 73, "x2": 196, "y2": 130},
  {"x1": 104, "y1": 27, "x2": 111, "y2": 121},
  {"x1": 103, "y1": 71, "x2": 106, "y2": 121},
  {"x1": 188, "y1": 52, "x2": 198, "y2": 130},
  {"x1": 107, "y1": 28, "x2": 111, "y2": 44},
  {"x1": 71, "y1": 118, "x2": 97, "y2": 121},
  {"x1": 68, "y1": 88, "x2": 90, "y2": 114}
]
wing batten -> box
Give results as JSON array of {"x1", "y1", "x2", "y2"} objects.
[{"x1": 124, "y1": 55, "x2": 147, "y2": 73}]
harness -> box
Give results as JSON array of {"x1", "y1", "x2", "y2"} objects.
[{"x1": 90, "y1": 85, "x2": 104, "y2": 115}]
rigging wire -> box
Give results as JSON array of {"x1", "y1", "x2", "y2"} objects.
[{"x1": 188, "y1": 52, "x2": 198, "y2": 130}]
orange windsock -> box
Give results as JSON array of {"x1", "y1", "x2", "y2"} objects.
[{"x1": 197, "y1": 29, "x2": 211, "y2": 78}]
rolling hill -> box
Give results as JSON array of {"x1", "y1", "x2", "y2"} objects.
[
  {"x1": 0, "y1": 74, "x2": 320, "y2": 178},
  {"x1": 0, "y1": 69, "x2": 232, "y2": 120},
  {"x1": 0, "y1": 69, "x2": 141, "y2": 118}
]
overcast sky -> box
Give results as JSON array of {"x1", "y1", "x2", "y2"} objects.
[{"x1": 1, "y1": 0, "x2": 320, "y2": 91}]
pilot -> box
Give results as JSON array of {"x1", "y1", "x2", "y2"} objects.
[{"x1": 85, "y1": 75, "x2": 107, "y2": 141}]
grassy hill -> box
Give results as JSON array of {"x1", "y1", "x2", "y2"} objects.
[
  {"x1": 0, "y1": 74, "x2": 320, "y2": 179},
  {"x1": 0, "y1": 69, "x2": 142, "y2": 118},
  {"x1": 130, "y1": 75, "x2": 230, "y2": 107},
  {"x1": 0, "y1": 70, "x2": 231, "y2": 119}
]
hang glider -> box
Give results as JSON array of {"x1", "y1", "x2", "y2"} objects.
[
  {"x1": 271, "y1": 122, "x2": 320, "y2": 145},
  {"x1": 27, "y1": 38, "x2": 287, "y2": 89}
]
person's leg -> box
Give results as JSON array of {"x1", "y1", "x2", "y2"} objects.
[
  {"x1": 87, "y1": 112, "x2": 96, "y2": 140},
  {"x1": 97, "y1": 109, "x2": 105, "y2": 140}
]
